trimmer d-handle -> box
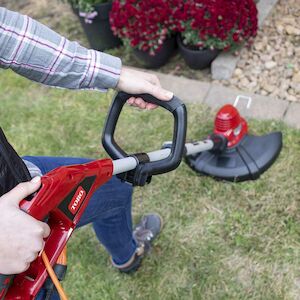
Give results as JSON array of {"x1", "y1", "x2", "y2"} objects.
[{"x1": 102, "y1": 92, "x2": 187, "y2": 186}]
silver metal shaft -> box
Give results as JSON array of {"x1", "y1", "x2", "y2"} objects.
[{"x1": 112, "y1": 139, "x2": 213, "y2": 175}]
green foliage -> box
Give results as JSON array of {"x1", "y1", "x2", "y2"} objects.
[
  {"x1": 66, "y1": 0, "x2": 109, "y2": 12},
  {"x1": 181, "y1": 21, "x2": 244, "y2": 52},
  {"x1": 181, "y1": 22, "x2": 229, "y2": 50}
]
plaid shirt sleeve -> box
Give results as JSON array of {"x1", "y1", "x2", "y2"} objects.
[{"x1": 0, "y1": 7, "x2": 122, "y2": 92}]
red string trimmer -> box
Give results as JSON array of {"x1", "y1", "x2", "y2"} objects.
[{"x1": 0, "y1": 92, "x2": 282, "y2": 299}]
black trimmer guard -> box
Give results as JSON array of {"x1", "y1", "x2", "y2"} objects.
[{"x1": 185, "y1": 132, "x2": 282, "y2": 182}]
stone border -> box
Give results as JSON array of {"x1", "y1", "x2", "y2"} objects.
[
  {"x1": 153, "y1": 72, "x2": 299, "y2": 129},
  {"x1": 211, "y1": 0, "x2": 280, "y2": 80}
]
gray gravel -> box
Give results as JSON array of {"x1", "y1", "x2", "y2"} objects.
[{"x1": 216, "y1": 0, "x2": 300, "y2": 103}]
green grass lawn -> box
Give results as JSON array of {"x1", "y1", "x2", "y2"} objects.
[{"x1": 1, "y1": 69, "x2": 300, "y2": 300}]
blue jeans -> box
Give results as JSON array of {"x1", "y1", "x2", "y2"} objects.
[{"x1": 23, "y1": 156, "x2": 137, "y2": 300}]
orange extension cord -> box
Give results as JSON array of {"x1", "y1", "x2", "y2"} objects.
[{"x1": 41, "y1": 249, "x2": 68, "y2": 300}]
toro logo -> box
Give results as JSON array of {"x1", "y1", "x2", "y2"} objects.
[{"x1": 68, "y1": 186, "x2": 86, "y2": 214}]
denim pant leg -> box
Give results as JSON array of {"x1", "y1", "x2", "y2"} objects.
[{"x1": 23, "y1": 156, "x2": 137, "y2": 264}]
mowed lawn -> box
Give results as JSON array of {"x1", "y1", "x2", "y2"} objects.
[{"x1": 0, "y1": 69, "x2": 299, "y2": 300}]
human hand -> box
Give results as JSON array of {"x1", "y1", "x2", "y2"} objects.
[
  {"x1": 116, "y1": 67, "x2": 173, "y2": 110},
  {"x1": 0, "y1": 177, "x2": 50, "y2": 274}
]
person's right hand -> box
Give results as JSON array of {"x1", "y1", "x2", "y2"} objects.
[
  {"x1": 116, "y1": 67, "x2": 173, "y2": 110},
  {"x1": 0, "y1": 177, "x2": 50, "y2": 275}
]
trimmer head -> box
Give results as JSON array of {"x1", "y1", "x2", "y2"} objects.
[
  {"x1": 186, "y1": 132, "x2": 282, "y2": 181},
  {"x1": 185, "y1": 105, "x2": 283, "y2": 182}
]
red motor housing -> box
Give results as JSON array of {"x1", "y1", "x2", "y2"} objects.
[
  {"x1": 2, "y1": 159, "x2": 113, "y2": 299},
  {"x1": 213, "y1": 104, "x2": 248, "y2": 147}
]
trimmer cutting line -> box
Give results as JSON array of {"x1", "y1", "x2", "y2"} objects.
[{"x1": 0, "y1": 91, "x2": 282, "y2": 299}]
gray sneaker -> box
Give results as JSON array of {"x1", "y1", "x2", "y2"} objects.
[{"x1": 112, "y1": 213, "x2": 163, "y2": 273}]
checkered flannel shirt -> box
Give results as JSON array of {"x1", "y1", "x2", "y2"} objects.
[{"x1": 0, "y1": 7, "x2": 121, "y2": 91}]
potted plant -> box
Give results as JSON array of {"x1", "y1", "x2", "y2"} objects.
[
  {"x1": 110, "y1": 0, "x2": 180, "y2": 69},
  {"x1": 177, "y1": 0, "x2": 258, "y2": 70},
  {"x1": 67, "y1": 0, "x2": 121, "y2": 51}
]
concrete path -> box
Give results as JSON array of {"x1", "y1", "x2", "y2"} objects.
[{"x1": 153, "y1": 72, "x2": 299, "y2": 129}]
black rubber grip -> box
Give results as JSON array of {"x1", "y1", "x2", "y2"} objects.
[
  {"x1": 0, "y1": 274, "x2": 13, "y2": 299},
  {"x1": 102, "y1": 91, "x2": 187, "y2": 177},
  {"x1": 116, "y1": 91, "x2": 182, "y2": 112}
]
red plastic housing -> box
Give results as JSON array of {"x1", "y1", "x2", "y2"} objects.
[
  {"x1": 5, "y1": 159, "x2": 113, "y2": 299},
  {"x1": 214, "y1": 104, "x2": 248, "y2": 147}
]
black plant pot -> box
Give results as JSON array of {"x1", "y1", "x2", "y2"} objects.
[
  {"x1": 177, "y1": 35, "x2": 220, "y2": 70},
  {"x1": 133, "y1": 37, "x2": 176, "y2": 69},
  {"x1": 73, "y1": 2, "x2": 121, "y2": 51}
]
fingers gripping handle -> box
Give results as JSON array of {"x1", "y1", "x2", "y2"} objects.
[{"x1": 102, "y1": 92, "x2": 187, "y2": 185}]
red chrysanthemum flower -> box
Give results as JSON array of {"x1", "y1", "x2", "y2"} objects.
[
  {"x1": 109, "y1": 0, "x2": 258, "y2": 53},
  {"x1": 179, "y1": 0, "x2": 258, "y2": 51},
  {"x1": 110, "y1": 0, "x2": 183, "y2": 54}
]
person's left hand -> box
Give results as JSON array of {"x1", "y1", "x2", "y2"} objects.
[
  {"x1": 116, "y1": 67, "x2": 173, "y2": 110},
  {"x1": 0, "y1": 177, "x2": 50, "y2": 275}
]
